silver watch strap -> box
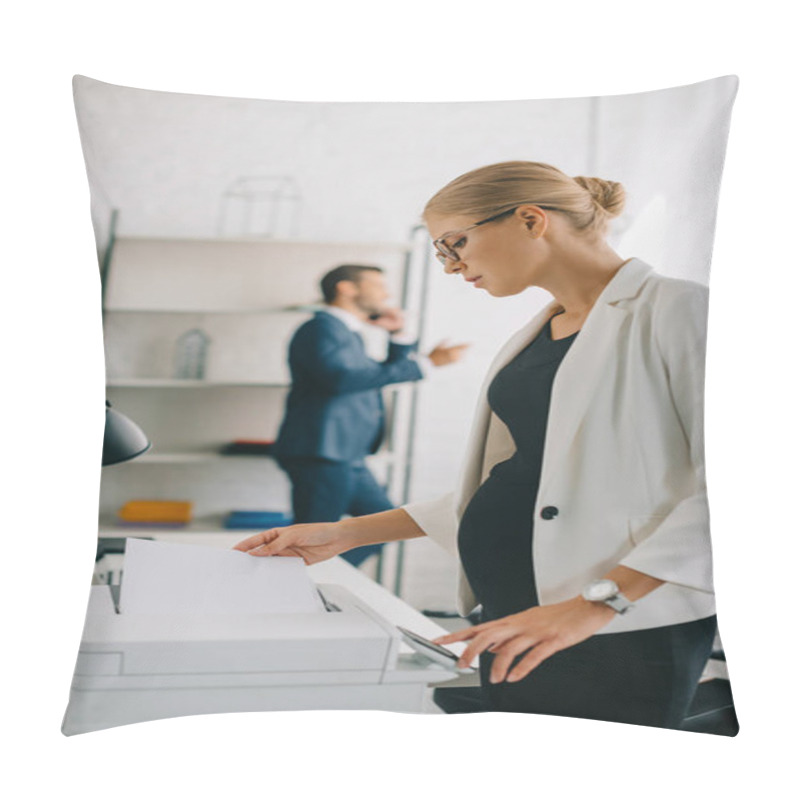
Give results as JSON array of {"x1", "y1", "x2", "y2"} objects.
[{"x1": 605, "y1": 593, "x2": 634, "y2": 614}]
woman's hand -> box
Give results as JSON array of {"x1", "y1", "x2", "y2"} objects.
[
  {"x1": 233, "y1": 509, "x2": 428, "y2": 565},
  {"x1": 232, "y1": 523, "x2": 347, "y2": 565},
  {"x1": 433, "y1": 597, "x2": 616, "y2": 684}
]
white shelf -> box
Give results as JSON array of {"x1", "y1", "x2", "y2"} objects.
[
  {"x1": 99, "y1": 516, "x2": 281, "y2": 535},
  {"x1": 104, "y1": 237, "x2": 414, "y2": 312},
  {"x1": 115, "y1": 235, "x2": 413, "y2": 249},
  {"x1": 99, "y1": 234, "x2": 422, "y2": 548},
  {"x1": 133, "y1": 452, "x2": 275, "y2": 464},
  {"x1": 120, "y1": 450, "x2": 395, "y2": 466},
  {"x1": 107, "y1": 379, "x2": 290, "y2": 388},
  {"x1": 104, "y1": 306, "x2": 318, "y2": 315}
]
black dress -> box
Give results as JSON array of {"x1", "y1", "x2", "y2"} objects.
[{"x1": 457, "y1": 315, "x2": 717, "y2": 728}]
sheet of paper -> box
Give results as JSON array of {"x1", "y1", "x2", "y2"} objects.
[{"x1": 118, "y1": 538, "x2": 325, "y2": 615}]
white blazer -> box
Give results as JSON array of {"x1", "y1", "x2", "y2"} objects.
[{"x1": 403, "y1": 258, "x2": 716, "y2": 634}]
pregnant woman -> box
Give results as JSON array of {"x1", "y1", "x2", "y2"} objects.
[{"x1": 234, "y1": 160, "x2": 718, "y2": 729}]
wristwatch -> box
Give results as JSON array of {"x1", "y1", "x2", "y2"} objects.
[{"x1": 581, "y1": 579, "x2": 635, "y2": 614}]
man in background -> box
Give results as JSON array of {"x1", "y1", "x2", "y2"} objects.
[{"x1": 273, "y1": 264, "x2": 467, "y2": 566}]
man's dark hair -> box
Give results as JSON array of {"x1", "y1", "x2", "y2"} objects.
[{"x1": 320, "y1": 264, "x2": 384, "y2": 304}]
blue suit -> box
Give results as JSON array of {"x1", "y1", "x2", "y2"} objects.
[{"x1": 274, "y1": 310, "x2": 424, "y2": 565}]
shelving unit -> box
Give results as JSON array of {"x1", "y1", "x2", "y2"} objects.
[
  {"x1": 107, "y1": 379, "x2": 290, "y2": 388},
  {"x1": 98, "y1": 229, "x2": 431, "y2": 590}
]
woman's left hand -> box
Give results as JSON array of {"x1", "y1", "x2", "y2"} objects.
[{"x1": 433, "y1": 597, "x2": 617, "y2": 684}]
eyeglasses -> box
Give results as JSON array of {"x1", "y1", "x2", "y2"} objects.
[
  {"x1": 432, "y1": 207, "x2": 519, "y2": 265},
  {"x1": 432, "y1": 204, "x2": 559, "y2": 265}
]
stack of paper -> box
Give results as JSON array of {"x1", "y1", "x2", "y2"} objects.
[{"x1": 118, "y1": 538, "x2": 324, "y2": 615}]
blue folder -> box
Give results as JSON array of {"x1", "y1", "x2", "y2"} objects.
[{"x1": 224, "y1": 511, "x2": 294, "y2": 529}]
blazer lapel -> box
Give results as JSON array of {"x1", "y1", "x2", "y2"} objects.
[
  {"x1": 455, "y1": 300, "x2": 560, "y2": 516},
  {"x1": 536, "y1": 302, "x2": 627, "y2": 497},
  {"x1": 457, "y1": 258, "x2": 654, "y2": 512},
  {"x1": 538, "y1": 258, "x2": 653, "y2": 496}
]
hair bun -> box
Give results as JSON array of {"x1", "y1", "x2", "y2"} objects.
[{"x1": 573, "y1": 176, "x2": 626, "y2": 218}]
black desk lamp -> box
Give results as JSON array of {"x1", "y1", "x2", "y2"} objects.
[
  {"x1": 102, "y1": 400, "x2": 150, "y2": 466},
  {"x1": 97, "y1": 401, "x2": 152, "y2": 561}
]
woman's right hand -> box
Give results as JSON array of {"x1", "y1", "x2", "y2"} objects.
[{"x1": 232, "y1": 522, "x2": 346, "y2": 565}]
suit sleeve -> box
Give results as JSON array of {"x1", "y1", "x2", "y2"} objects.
[
  {"x1": 619, "y1": 283, "x2": 715, "y2": 594},
  {"x1": 293, "y1": 322, "x2": 424, "y2": 395}
]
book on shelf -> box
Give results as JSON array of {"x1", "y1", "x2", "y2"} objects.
[{"x1": 219, "y1": 439, "x2": 275, "y2": 456}]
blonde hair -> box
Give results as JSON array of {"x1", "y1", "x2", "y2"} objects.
[{"x1": 424, "y1": 161, "x2": 625, "y2": 235}]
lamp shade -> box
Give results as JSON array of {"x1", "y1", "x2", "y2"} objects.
[{"x1": 102, "y1": 401, "x2": 151, "y2": 466}]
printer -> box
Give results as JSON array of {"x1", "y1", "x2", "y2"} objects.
[{"x1": 62, "y1": 582, "x2": 461, "y2": 735}]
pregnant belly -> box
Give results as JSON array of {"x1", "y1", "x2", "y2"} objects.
[{"x1": 458, "y1": 470, "x2": 540, "y2": 619}]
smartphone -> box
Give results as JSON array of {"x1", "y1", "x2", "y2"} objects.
[{"x1": 396, "y1": 626, "x2": 475, "y2": 672}]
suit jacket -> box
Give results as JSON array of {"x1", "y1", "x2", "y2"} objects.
[
  {"x1": 273, "y1": 311, "x2": 424, "y2": 463},
  {"x1": 403, "y1": 258, "x2": 715, "y2": 633}
]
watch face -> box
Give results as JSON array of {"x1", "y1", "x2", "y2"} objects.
[{"x1": 585, "y1": 579, "x2": 617, "y2": 602}]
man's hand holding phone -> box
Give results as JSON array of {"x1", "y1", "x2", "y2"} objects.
[{"x1": 368, "y1": 307, "x2": 405, "y2": 333}]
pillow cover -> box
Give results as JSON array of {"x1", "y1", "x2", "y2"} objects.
[{"x1": 63, "y1": 74, "x2": 738, "y2": 736}]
